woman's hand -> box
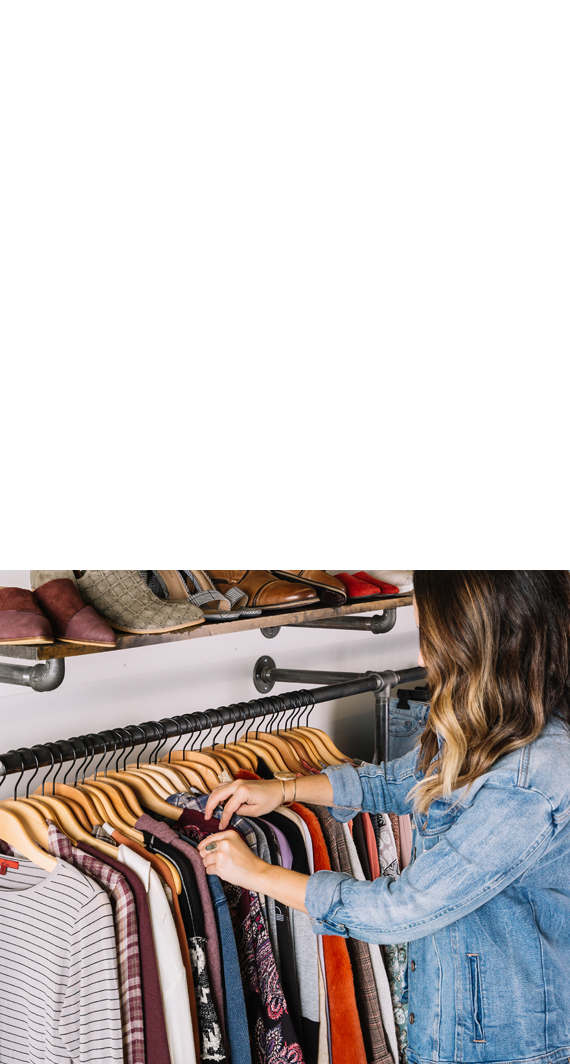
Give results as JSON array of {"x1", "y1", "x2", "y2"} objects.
[
  {"x1": 197, "y1": 829, "x2": 266, "y2": 890},
  {"x1": 198, "y1": 828, "x2": 310, "y2": 913},
  {"x1": 204, "y1": 778, "x2": 284, "y2": 829}
]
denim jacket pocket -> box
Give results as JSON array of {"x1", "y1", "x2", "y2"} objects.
[
  {"x1": 416, "y1": 797, "x2": 462, "y2": 839},
  {"x1": 467, "y1": 953, "x2": 486, "y2": 1044}
]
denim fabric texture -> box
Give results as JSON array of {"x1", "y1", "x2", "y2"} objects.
[
  {"x1": 305, "y1": 717, "x2": 570, "y2": 1064},
  {"x1": 388, "y1": 698, "x2": 430, "y2": 762}
]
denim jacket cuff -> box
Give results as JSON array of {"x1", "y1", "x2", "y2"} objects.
[
  {"x1": 322, "y1": 763, "x2": 363, "y2": 822},
  {"x1": 305, "y1": 869, "x2": 352, "y2": 937}
]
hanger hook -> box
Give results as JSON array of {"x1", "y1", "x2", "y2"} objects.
[
  {"x1": 78, "y1": 735, "x2": 97, "y2": 783},
  {"x1": 125, "y1": 725, "x2": 148, "y2": 770},
  {"x1": 188, "y1": 712, "x2": 214, "y2": 753},
  {"x1": 89, "y1": 733, "x2": 107, "y2": 779},
  {"x1": 190, "y1": 715, "x2": 204, "y2": 752},
  {"x1": 6, "y1": 749, "x2": 25, "y2": 800},
  {"x1": 197, "y1": 710, "x2": 214, "y2": 753},
  {"x1": 65, "y1": 737, "x2": 88, "y2": 785},
  {"x1": 265, "y1": 697, "x2": 281, "y2": 735},
  {"x1": 223, "y1": 705, "x2": 239, "y2": 749},
  {"x1": 208, "y1": 710, "x2": 226, "y2": 750},
  {"x1": 142, "y1": 721, "x2": 165, "y2": 764},
  {"x1": 156, "y1": 720, "x2": 178, "y2": 763},
  {"x1": 301, "y1": 690, "x2": 316, "y2": 726},
  {"x1": 275, "y1": 696, "x2": 289, "y2": 736},
  {"x1": 102, "y1": 731, "x2": 119, "y2": 777},
  {"x1": 254, "y1": 697, "x2": 271, "y2": 740},
  {"x1": 161, "y1": 717, "x2": 183, "y2": 763},
  {"x1": 41, "y1": 742, "x2": 62, "y2": 794},
  {"x1": 234, "y1": 704, "x2": 251, "y2": 743},
  {"x1": 51, "y1": 740, "x2": 68, "y2": 787},
  {"x1": 287, "y1": 691, "x2": 302, "y2": 730},
  {"x1": 180, "y1": 714, "x2": 198, "y2": 755},
  {"x1": 116, "y1": 723, "x2": 137, "y2": 774},
  {"x1": 31, "y1": 744, "x2": 54, "y2": 797},
  {"x1": 117, "y1": 725, "x2": 142, "y2": 770},
  {"x1": 20, "y1": 747, "x2": 39, "y2": 798}
]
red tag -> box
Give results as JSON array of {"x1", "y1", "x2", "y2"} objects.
[{"x1": 0, "y1": 858, "x2": 19, "y2": 876}]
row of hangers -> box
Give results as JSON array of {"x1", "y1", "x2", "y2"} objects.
[{"x1": 0, "y1": 692, "x2": 352, "y2": 884}]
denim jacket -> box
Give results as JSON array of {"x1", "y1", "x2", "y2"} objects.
[{"x1": 304, "y1": 716, "x2": 570, "y2": 1064}]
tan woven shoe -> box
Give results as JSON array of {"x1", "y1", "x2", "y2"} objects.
[{"x1": 76, "y1": 571, "x2": 205, "y2": 633}]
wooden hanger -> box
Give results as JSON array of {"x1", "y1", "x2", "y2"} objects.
[
  {"x1": 105, "y1": 769, "x2": 183, "y2": 819},
  {"x1": 0, "y1": 804, "x2": 57, "y2": 873},
  {"x1": 165, "y1": 713, "x2": 237, "y2": 787},
  {"x1": 282, "y1": 730, "x2": 323, "y2": 770}
]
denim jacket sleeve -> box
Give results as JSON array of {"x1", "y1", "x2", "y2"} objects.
[
  {"x1": 323, "y1": 746, "x2": 420, "y2": 823},
  {"x1": 305, "y1": 778, "x2": 555, "y2": 944}
]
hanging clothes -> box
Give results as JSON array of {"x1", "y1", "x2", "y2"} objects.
[
  {"x1": 0, "y1": 855, "x2": 124, "y2": 1063},
  {"x1": 305, "y1": 804, "x2": 394, "y2": 1064},
  {"x1": 168, "y1": 795, "x2": 305, "y2": 1064},
  {"x1": 47, "y1": 822, "x2": 145, "y2": 1064}
]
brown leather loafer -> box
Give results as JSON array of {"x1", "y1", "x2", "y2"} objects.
[
  {"x1": 32, "y1": 577, "x2": 117, "y2": 647},
  {"x1": 271, "y1": 570, "x2": 348, "y2": 606},
  {"x1": 0, "y1": 587, "x2": 53, "y2": 645},
  {"x1": 207, "y1": 571, "x2": 318, "y2": 611}
]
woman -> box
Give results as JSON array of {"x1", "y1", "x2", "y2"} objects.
[{"x1": 197, "y1": 571, "x2": 570, "y2": 1064}]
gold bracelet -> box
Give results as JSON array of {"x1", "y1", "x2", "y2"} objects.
[{"x1": 275, "y1": 772, "x2": 297, "y2": 805}]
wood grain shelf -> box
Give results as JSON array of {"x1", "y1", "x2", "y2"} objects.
[{"x1": 0, "y1": 594, "x2": 413, "y2": 661}]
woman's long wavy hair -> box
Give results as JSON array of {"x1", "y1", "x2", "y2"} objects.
[{"x1": 411, "y1": 571, "x2": 570, "y2": 814}]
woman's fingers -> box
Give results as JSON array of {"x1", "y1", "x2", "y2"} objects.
[
  {"x1": 197, "y1": 829, "x2": 263, "y2": 888},
  {"x1": 204, "y1": 779, "x2": 284, "y2": 830},
  {"x1": 217, "y1": 784, "x2": 254, "y2": 828},
  {"x1": 204, "y1": 781, "x2": 239, "y2": 820}
]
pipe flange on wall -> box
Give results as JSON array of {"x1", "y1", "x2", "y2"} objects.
[
  {"x1": 0, "y1": 657, "x2": 65, "y2": 692},
  {"x1": 254, "y1": 655, "x2": 277, "y2": 693}
]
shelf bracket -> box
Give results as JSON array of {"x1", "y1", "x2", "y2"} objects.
[
  {"x1": 0, "y1": 657, "x2": 65, "y2": 692},
  {"x1": 292, "y1": 609, "x2": 397, "y2": 634},
  {"x1": 260, "y1": 609, "x2": 397, "y2": 639}
]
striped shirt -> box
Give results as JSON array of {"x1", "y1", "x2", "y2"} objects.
[
  {"x1": 47, "y1": 823, "x2": 144, "y2": 1064},
  {"x1": 0, "y1": 854, "x2": 124, "y2": 1063}
]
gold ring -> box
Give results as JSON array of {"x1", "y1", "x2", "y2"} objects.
[{"x1": 205, "y1": 842, "x2": 218, "y2": 852}]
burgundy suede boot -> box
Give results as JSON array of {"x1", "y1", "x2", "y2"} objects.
[
  {"x1": 32, "y1": 577, "x2": 116, "y2": 647},
  {"x1": 0, "y1": 587, "x2": 53, "y2": 645}
]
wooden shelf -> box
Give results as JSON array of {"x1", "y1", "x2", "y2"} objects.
[{"x1": 1, "y1": 594, "x2": 413, "y2": 661}]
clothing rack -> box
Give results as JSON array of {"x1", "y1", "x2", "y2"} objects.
[{"x1": 0, "y1": 665, "x2": 428, "y2": 783}]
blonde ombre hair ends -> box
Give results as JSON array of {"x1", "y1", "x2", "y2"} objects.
[{"x1": 411, "y1": 571, "x2": 570, "y2": 815}]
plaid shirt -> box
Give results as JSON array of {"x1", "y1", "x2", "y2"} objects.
[{"x1": 47, "y1": 823, "x2": 145, "y2": 1064}]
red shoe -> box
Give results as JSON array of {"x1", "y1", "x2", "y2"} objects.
[
  {"x1": 353, "y1": 572, "x2": 400, "y2": 595},
  {"x1": 334, "y1": 573, "x2": 394, "y2": 603}
]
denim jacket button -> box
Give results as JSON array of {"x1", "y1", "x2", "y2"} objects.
[
  {"x1": 409, "y1": 1014, "x2": 415, "y2": 1025},
  {"x1": 411, "y1": 961, "x2": 416, "y2": 972}
]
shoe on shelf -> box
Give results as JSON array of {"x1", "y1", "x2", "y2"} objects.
[
  {"x1": 270, "y1": 571, "x2": 347, "y2": 606},
  {"x1": 141, "y1": 571, "x2": 262, "y2": 621},
  {"x1": 365, "y1": 570, "x2": 414, "y2": 593},
  {"x1": 334, "y1": 572, "x2": 394, "y2": 603},
  {"x1": 207, "y1": 571, "x2": 318, "y2": 612},
  {"x1": 352, "y1": 572, "x2": 400, "y2": 595},
  {"x1": 30, "y1": 571, "x2": 117, "y2": 647},
  {"x1": 73, "y1": 571, "x2": 205, "y2": 634},
  {"x1": 0, "y1": 586, "x2": 53, "y2": 646}
]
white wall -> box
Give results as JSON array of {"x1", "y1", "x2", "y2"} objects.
[{"x1": 0, "y1": 570, "x2": 420, "y2": 795}]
